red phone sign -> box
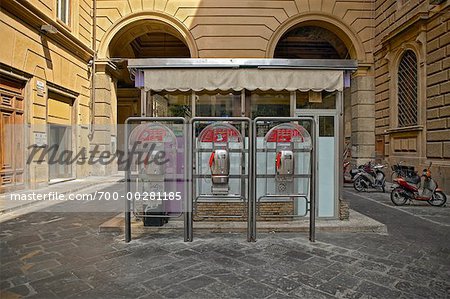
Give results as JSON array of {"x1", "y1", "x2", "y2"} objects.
[
  {"x1": 136, "y1": 128, "x2": 167, "y2": 142},
  {"x1": 199, "y1": 126, "x2": 241, "y2": 143},
  {"x1": 265, "y1": 128, "x2": 304, "y2": 143}
]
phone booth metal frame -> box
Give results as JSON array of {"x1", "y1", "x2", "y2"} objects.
[
  {"x1": 124, "y1": 117, "x2": 187, "y2": 243},
  {"x1": 186, "y1": 117, "x2": 252, "y2": 242},
  {"x1": 251, "y1": 117, "x2": 317, "y2": 242}
]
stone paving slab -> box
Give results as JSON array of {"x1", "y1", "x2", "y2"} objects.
[
  {"x1": 0, "y1": 174, "x2": 123, "y2": 214},
  {"x1": 99, "y1": 209, "x2": 387, "y2": 235},
  {"x1": 1, "y1": 208, "x2": 449, "y2": 298},
  {"x1": 1, "y1": 185, "x2": 449, "y2": 298},
  {"x1": 343, "y1": 185, "x2": 450, "y2": 227}
]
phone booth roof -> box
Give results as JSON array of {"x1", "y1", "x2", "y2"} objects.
[{"x1": 128, "y1": 58, "x2": 357, "y2": 92}]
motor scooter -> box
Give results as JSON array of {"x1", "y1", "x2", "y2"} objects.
[
  {"x1": 343, "y1": 162, "x2": 364, "y2": 183},
  {"x1": 391, "y1": 163, "x2": 447, "y2": 207},
  {"x1": 353, "y1": 161, "x2": 386, "y2": 192}
]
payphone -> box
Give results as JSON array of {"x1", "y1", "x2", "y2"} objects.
[
  {"x1": 125, "y1": 117, "x2": 187, "y2": 243},
  {"x1": 209, "y1": 148, "x2": 230, "y2": 194},
  {"x1": 275, "y1": 149, "x2": 294, "y2": 191},
  {"x1": 265, "y1": 123, "x2": 307, "y2": 195},
  {"x1": 128, "y1": 122, "x2": 178, "y2": 226},
  {"x1": 197, "y1": 122, "x2": 242, "y2": 196}
]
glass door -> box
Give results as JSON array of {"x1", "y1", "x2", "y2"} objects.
[
  {"x1": 295, "y1": 111, "x2": 338, "y2": 218},
  {"x1": 48, "y1": 124, "x2": 72, "y2": 181}
]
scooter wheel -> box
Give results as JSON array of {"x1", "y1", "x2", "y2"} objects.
[
  {"x1": 353, "y1": 177, "x2": 367, "y2": 192},
  {"x1": 427, "y1": 191, "x2": 447, "y2": 207},
  {"x1": 391, "y1": 187, "x2": 408, "y2": 206}
]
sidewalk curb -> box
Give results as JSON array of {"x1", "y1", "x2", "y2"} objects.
[
  {"x1": 99, "y1": 209, "x2": 387, "y2": 235},
  {"x1": 0, "y1": 178, "x2": 122, "y2": 214}
]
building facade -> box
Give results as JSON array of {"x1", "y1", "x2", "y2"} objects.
[
  {"x1": 1, "y1": 0, "x2": 449, "y2": 194},
  {"x1": 1, "y1": 0, "x2": 93, "y2": 191},
  {"x1": 373, "y1": 0, "x2": 450, "y2": 191}
]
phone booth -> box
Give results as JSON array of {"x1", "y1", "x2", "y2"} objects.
[
  {"x1": 186, "y1": 117, "x2": 252, "y2": 242},
  {"x1": 252, "y1": 117, "x2": 316, "y2": 241},
  {"x1": 198, "y1": 122, "x2": 242, "y2": 195},
  {"x1": 125, "y1": 117, "x2": 187, "y2": 242}
]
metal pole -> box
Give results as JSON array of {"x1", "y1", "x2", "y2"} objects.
[
  {"x1": 125, "y1": 119, "x2": 131, "y2": 242},
  {"x1": 140, "y1": 88, "x2": 146, "y2": 116},
  {"x1": 184, "y1": 118, "x2": 190, "y2": 242},
  {"x1": 247, "y1": 120, "x2": 253, "y2": 242},
  {"x1": 251, "y1": 119, "x2": 257, "y2": 241},
  {"x1": 309, "y1": 117, "x2": 317, "y2": 242},
  {"x1": 290, "y1": 91, "x2": 296, "y2": 117},
  {"x1": 337, "y1": 91, "x2": 344, "y2": 212},
  {"x1": 188, "y1": 120, "x2": 194, "y2": 241},
  {"x1": 191, "y1": 91, "x2": 196, "y2": 118}
]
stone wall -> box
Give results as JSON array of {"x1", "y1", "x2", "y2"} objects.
[
  {"x1": 373, "y1": 0, "x2": 450, "y2": 192},
  {"x1": 426, "y1": 10, "x2": 450, "y2": 191}
]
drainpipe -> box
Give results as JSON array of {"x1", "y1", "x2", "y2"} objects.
[{"x1": 88, "y1": 0, "x2": 97, "y2": 139}]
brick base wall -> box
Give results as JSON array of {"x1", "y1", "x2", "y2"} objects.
[{"x1": 194, "y1": 201, "x2": 294, "y2": 221}]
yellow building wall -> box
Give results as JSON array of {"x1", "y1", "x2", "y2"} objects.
[
  {"x1": 95, "y1": 0, "x2": 374, "y2": 62},
  {"x1": 20, "y1": 0, "x2": 93, "y2": 47},
  {"x1": 0, "y1": 2, "x2": 93, "y2": 187}
]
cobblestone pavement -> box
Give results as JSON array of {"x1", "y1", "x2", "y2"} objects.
[
  {"x1": 344, "y1": 186, "x2": 450, "y2": 227},
  {"x1": 1, "y1": 187, "x2": 449, "y2": 298}
]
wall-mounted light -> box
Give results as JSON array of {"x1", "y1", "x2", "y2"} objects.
[{"x1": 40, "y1": 24, "x2": 58, "y2": 34}]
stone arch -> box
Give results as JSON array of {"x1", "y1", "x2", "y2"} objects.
[
  {"x1": 97, "y1": 11, "x2": 198, "y2": 59},
  {"x1": 266, "y1": 13, "x2": 367, "y2": 62}
]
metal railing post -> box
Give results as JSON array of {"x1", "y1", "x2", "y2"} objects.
[
  {"x1": 125, "y1": 119, "x2": 131, "y2": 242},
  {"x1": 187, "y1": 120, "x2": 194, "y2": 242},
  {"x1": 309, "y1": 119, "x2": 317, "y2": 242}
]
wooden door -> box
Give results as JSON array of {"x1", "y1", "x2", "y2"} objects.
[{"x1": 0, "y1": 77, "x2": 24, "y2": 192}]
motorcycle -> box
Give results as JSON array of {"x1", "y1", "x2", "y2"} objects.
[
  {"x1": 391, "y1": 163, "x2": 447, "y2": 207},
  {"x1": 353, "y1": 161, "x2": 386, "y2": 192},
  {"x1": 343, "y1": 162, "x2": 364, "y2": 183}
]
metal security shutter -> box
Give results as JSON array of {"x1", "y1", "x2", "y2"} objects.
[
  {"x1": 48, "y1": 92, "x2": 72, "y2": 126},
  {"x1": 398, "y1": 50, "x2": 418, "y2": 127}
]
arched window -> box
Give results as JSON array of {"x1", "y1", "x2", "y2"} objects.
[{"x1": 397, "y1": 50, "x2": 418, "y2": 127}]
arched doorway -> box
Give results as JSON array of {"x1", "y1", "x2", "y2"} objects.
[
  {"x1": 274, "y1": 26, "x2": 349, "y2": 59},
  {"x1": 271, "y1": 21, "x2": 376, "y2": 170},
  {"x1": 101, "y1": 19, "x2": 193, "y2": 171},
  {"x1": 107, "y1": 21, "x2": 192, "y2": 125},
  {"x1": 274, "y1": 24, "x2": 352, "y2": 155},
  {"x1": 271, "y1": 24, "x2": 356, "y2": 217}
]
